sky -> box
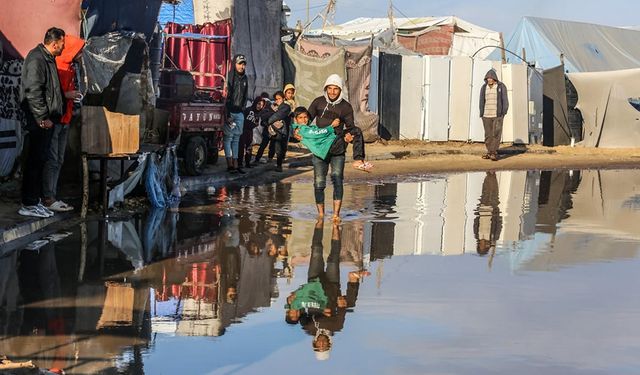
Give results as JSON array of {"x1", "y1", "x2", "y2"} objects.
[{"x1": 285, "y1": 0, "x2": 640, "y2": 36}]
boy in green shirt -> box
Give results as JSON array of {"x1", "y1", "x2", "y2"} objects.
[{"x1": 292, "y1": 107, "x2": 373, "y2": 170}]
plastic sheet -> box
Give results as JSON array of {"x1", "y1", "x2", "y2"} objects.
[
  {"x1": 144, "y1": 147, "x2": 181, "y2": 208},
  {"x1": 84, "y1": 0, "x2": 163, "y2": 41},
  {"x1": 82, "y1": 32, "x2": 155, "y2": 115}
]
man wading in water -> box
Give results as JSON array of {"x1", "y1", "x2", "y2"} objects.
[{"x1": 303, "y1": 74, "x2": 372, "y2": 222}]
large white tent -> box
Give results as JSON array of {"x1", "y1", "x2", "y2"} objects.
[
  {"x1": 307, "y1": 16, "x2": 502, "y2": 60},
  {"x1": 504, "y1": 17, "x2": 640, "y2": 72}
]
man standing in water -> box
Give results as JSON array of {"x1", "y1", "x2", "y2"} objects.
[
  {"x1": 479, "y1": 69, "x2": 509, "y2": 161},
  {"x1": 306, "y1": 74, "x2": 370, "y2": 221}
]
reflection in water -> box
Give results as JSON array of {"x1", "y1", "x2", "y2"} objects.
[
  {"x1": 1, "y1": 169, "x2": 640, "y2": 373},
  {"x1": 285, "y1": 221, "x2": 365, "y2": 361},
  {"x1": 474, "y1": 171, "x2": 502, "y2": 257}
]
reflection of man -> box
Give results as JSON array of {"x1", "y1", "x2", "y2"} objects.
[
  {"x1": 474, "y1": 171, "x2": 503, "y2": 256},
  {"x1": 285, "y1": 220, "x2": 367, "y2": 361}
]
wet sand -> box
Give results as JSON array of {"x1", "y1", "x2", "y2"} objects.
[{"x1": 284, "y1": 145, "x2": 640, "y2": 183}]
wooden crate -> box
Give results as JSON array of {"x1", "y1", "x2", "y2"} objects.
[{"x1": 81, "y1": 106, "x2": 140, "y2": 155}]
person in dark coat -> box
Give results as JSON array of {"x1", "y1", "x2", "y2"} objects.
[
  {"x1": 224, "y1": 54, "x2": 249, "y2": 174},
  {"x1": 252, "y1": 93, "x2": 277, "y2": 165},
  {"x1": 19, "y1": 27, "x2": 66, "y2": 218},
  {"x1": 239, "y1": 97, "x2": 265, "y2": 169},
  {"x1": 479, "y1": 69, "x2": 509, "y2": 161},
  {"x1": 267, "y1": 91, "x2": 292, "y2": 172}
]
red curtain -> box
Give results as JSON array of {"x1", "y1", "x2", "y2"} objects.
[{"x1": 163, "y1": 20, "x2": 232, "y2": 89}]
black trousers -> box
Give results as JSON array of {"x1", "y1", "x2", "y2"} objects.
[
  {"x1": 22, "y1": 127, "x2": 52, "y2": 206},
  {"x1": 254, "y1": 131, "x2": 276, "y2": 162},
  {"x1": 349, "y1": 126, "x2": 365, "y2": 161},
  {"x1": 238, "y1": 131, "x2": 253, "y2": 167},
  {"x1": 272, "y1": 137, "x2": 288, "y2": 168}
]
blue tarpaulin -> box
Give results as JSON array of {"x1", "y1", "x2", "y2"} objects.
[{"x1": 158, "y1": 1, "x2": 195, "y2": 27}]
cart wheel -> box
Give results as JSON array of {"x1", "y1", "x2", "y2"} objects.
[{"x1": 184, "y1": 136, "x2": 207, "y2": 176}]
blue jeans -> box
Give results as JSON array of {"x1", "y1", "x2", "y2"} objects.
[
  {"x1": 224, "y1": 112, "x2": 245, "y2": 159},
  {"x1": 312, "y1": 154, "x2": 345, "y2": 205}
]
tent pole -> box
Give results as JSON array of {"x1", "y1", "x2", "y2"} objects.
[{"x1": 499, "y1": 32, "x2": 507, "y2": 63}]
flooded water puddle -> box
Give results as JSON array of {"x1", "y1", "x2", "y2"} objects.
[{"x1": 2, "y1": 169, "x2": 640, "y2": 374}]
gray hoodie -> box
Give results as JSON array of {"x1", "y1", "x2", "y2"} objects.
[{"x1": 479, "y1": 69, "x2": 509, "y2": 118}]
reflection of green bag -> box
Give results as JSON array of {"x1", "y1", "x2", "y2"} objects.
[
  {"x1": 287, "y1": 279, "x2": 328, "y2": 311},
  {"x1": 292, "y1": 123, "x2": 337, "y2": 159}
]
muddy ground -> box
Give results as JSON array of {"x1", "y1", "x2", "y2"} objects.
[{"x1": 283, "y1": 142, "x2": 640, "y2": 183}]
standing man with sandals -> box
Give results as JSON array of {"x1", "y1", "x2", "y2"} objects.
[
  {"x1": 305, "y1": 74, "x2": 372, "y2": 222},
  {"x1": 479, "y1": 69, "x2": 509, "y2": 161}
]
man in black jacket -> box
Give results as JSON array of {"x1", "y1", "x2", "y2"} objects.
[
  {"x1": 224, "y1": 54, "x2": 249, "y2": 174},
  {"x1": 306, "y1": 74, "x2": 369, "y2": 221},
  {"x1": 19, "y1": 27, "x2": 66, "y2": 218},
  {"x1": 479, "y1": 69, "x2": 509, "y2": 161}
]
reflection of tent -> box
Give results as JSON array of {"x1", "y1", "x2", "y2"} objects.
[
  {"x1": 307, "y1": 16, "x2": 501, "y2": 60},
  {"x1": 504, "y1": 17, "x2": 640, "y2": 73},
  {"x1": 516, "y1": 170, "x2": 640, "y2": 271},
  {"x1": 568, "y1": 68, "x2": 640, "y2": 148}
]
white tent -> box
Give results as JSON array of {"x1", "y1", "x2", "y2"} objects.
[
  {"x1": 504, "y1": 17, "x2": 640, "y2": 72},
  {"x1": 567, "y1": 68, "x2": 640, "y2": 148},
  {"x1": 307, "y1": 16, "x2": 501, "y2": 60}
]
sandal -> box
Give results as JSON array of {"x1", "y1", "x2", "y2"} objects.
[
  {"x1": 482, "y1": 153, "x2": 491, "y2": 159},
  {"x1": 353, "y1": 161, "x2": 373, "y2": 172}
]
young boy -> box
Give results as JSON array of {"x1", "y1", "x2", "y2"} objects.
[{"x1": 293, "y1": 106, "x2": 373, "y2": 170}]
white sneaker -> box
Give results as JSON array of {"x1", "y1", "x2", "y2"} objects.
[
  {"x1": 37, "y1": 203, "x2": 55, "y2": 217},
  {"x1": 259, "y1": 158, "x2": 268, "y2": 164},
  {"x1": 47, "y1": 200, "x2": 74, "y2": 212},
  {"x1": 18, "y1": 205, "x2": 51, "y2": 218}
]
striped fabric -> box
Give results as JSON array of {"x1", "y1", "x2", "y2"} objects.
[{"x1": 483, "y1": 84, "x2": 498, "y2": 118}]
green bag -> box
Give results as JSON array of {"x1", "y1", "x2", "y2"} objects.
[{"x1": 293, "y1": 123, "x2": 337, "y2": 159}]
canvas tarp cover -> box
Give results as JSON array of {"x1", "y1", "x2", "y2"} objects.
[
  {"x1": 504, "y1": 17, "x2": 640, "y2": 72},
  {"x1": 295, "y1": 39, "x2": 379, "y2": 141},
  {"x1": 0, "y1": 0, "x2": 82, "y2": 59},
  {"x1": 158, "y1": 0, "x2": 232, "y2": 28},
  {"x1": 84, "y1": 0, "x2": 163, "y2": 40},
  {"x1": 82, "y1": 32, "x2": 154, "y2": 114},
  {"x1": 193, "y1": 0, "x2": 233, "y2": 24},
  {"x1": 158, "y1": 1, "x2": 195, "y2": 26},
  {"x1": 0, "y1": 60, "x2": 25, "y2": 177},
  {"x1": 543, "y1": 65, "x2": 571, "y2": 146},
  {"x1": 307, "y1": 16, "x2": 500, "y2": 60},
  {"x1": 283, "y1": 44, "x2": 347, "y2": 109},
  {"x1": 568, "y1": 68, "x2": 640, "y2": 148},
  {"x1": 233, "y1": 0, "x2": 283, "y2": 97}
]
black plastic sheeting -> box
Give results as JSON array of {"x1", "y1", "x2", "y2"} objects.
[
  {"x1": 84, "y1": 0, "x2": 163, "y2": 40},
  {"x1": 378, "y1": 53, "x2": 402, "y2": 141},
  {"x1": 81, "y1": 32, "x2": 154, "y2": 115}
]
